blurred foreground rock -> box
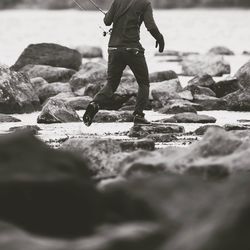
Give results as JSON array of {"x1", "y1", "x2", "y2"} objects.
[{"x1": 0, "y1": 114, "x2": 21, "y2": 123}]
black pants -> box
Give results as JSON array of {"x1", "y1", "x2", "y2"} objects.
[{"x1": 93, "y1": 48, "x2": 150, "y2": 116}]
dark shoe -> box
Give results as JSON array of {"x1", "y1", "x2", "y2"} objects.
[
  {"x1": 83, "y1": 102, "x2": 99, "y2": 127},
  {"x1": 133, "y1": 114, "x2": 151, "y2": 125}
]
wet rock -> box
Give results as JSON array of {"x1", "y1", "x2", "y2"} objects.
[
  {"x1": 234, "y1": 60, "x2": 250, "y2": 89},
  {"x1": 37, "y1": 98, "x2": 81, "y2": 124},
  {"x1": 188, "y1": 74, "x2": 216, "y2": 88},
  {"x1": 223, "y1": 89, "x2": 250, "y2": 111},
  {"x1": 11, "y1": 43, "x2": 82, "y2": 71},
  {"x1": 129, "y1": 124, "x2": 185, "y2": 138},
  {"x1": 211, "y1": 77, "x2": 240, "y2": 98},
  {"x1": 208, "y1": 46, "x2": 235, "y2": 55},
  {"x1": 149, "y1": 70, "x2": 178, "y2": 83},
  {"x1": 182, "y1": 55, "x2": 230, "y2": 76},
  {"x1": 120, "y1": 139, "x2": 155, "y2": 152},
  {"x1": 9, "y1": 125, "x2": 41, "y2": 135},
  {"x1": 37, "y1": 82, "x2": 73, "y2": 103},
  {"x1": 193, "y1": 94, "x2": 227, "y2": 110},
  {"x1": 0, "y1": 132, "x2": 102, "y2": 238},
  {"x1": 146, "y1": 133, "x2": 178, "y2": 142},
  {"x1": 75, "y1": 45, "x2": 103, "y2": 58},
  {"x1": 224, "y1": 124, "x2": 250, "y2": 131},
  {"x1": 159, "y1": 113, "x2": 217, "y2": 123},
  {"x1": 21, "y1": 64, "x2": 76, "y2": 83},
  {"x1": 185, "y1": 84, "x2": 216, "y2": 97},
  {"x1": 94, "y1": 111, "x2": 134, "y2": 123},
  {"x1": 65, "y1": 96, "x2": 92, "y2": 110},
  {"x1": 0, "y1": 66, "x2": 41, "y2": 114},
  {"x1": 0, "y1": 114, "x2": 21, "y2": 123},
  {"x1": 194, "y1": 125, "x2": 223, "y2": 135},
  {"x1": 159, "y1": 99, "x2": 199, "y2": 114}
]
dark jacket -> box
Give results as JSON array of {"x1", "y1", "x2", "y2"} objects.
[{"x1": 104, "y1": 0, "x2": 158, "y2": 50}]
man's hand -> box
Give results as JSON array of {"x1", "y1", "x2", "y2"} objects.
[{"x1": 155, "y1": 35, "x2": 165, "y2": 53}]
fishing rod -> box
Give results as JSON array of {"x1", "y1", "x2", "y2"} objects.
[{"x1": 72, "y1": 0, "x2": 111, "y2": 36}]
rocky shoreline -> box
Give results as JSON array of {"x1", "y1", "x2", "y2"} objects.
[{"x1": 1, "y1": 43, "x2": 250, "y2": 249}]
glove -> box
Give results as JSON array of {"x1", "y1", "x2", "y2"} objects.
[{"x1": 155, "y1": 35, "x2": 165, "y2": 53}]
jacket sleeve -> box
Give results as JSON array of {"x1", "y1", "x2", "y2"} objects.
[
  {"x1": 104, "y1": 0, "x2": 116, "y2": 26},
  {"x1": 143, "y1": 3, "x2": 158, "y2": 32}
]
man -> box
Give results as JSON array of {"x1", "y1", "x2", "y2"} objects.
[{"x1": 83, "y1": 0, "x2": 165, "y2": 126}]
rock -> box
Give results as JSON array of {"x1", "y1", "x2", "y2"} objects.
[
  {"x1": 150, "y1": 79, "x2": 183, "y2": 107},
  {"x1": 70, "y1": 66, "x2": 107, "y2": 91},
  {"x1": 194, "y1": 125, "x2": 223, "y2": 135},
  {"x1": 21, "y1": 65, "x2": 76, "y2": 83},
  {"x1": 185, "y1": 84, "x2": 216, "y2": 97},
  {"x1": 243, "y1": 51, "x2": 250, "y2": 55},
  {"x1": 188, "y1": 74, "x2": 216, "y2": 88},
  {"x1": 234, "y1": 60, "x2": 250, "y2": 89},
  {"x1": 61, "y1": 138, "x2": 122, "y2": 175},
  {"x1": 223, "y1": 89, "x2": 250, "y2": 111},
  {"x1": 116, "y1": 76, "x2": 138, "y2": 96},
  {"x1": 9, "y1": 125, "x2": 41, "y2": 135},
  {"x1": 181, "y1": 55, "x2": 231, "y2": 76},
  {"x1": 50, "y1": 92, "x2": 76, "y2": 101},
  {"x1": 11, "y1": 43, "x2": 82, "y2": 71},
  {"x1": 208, "y1": 46, "x2": 235, "y2": 55},
  {"x1": 65, "y1": 96, "x2": 92, "y2": 110},
  {"x1": 178, "y1": 90, "x2": 193, "y2": 101},
  {"x1": 149, "y1": 70, "x2": 178, "y2": 83},
  {"x1": 211, "y1": 77, "x2": 240, "y2": 98},
  {"x1": 94, "y1": 111, "x2": 134, "y2": 123},
  {"x1": 129, "y1": 124, "x2": 185, "y2": 138},
  {"x1": 80, "y1": 61, "x2": 107, "y2": 72},
  {"x1": 0, "y1": 114, "x2": 21, "y2": 123},
  {"x1": 75, "y1": 45, "x2": 103, "y2": 58},
  {"x1": 159, "y1": 99, "x2": 200, "y2": 114},
  {"x1": 0, "y1": 132, "x2": 102, "y2": 238},
  {"x1": 83, "y1": 82, "x2": 104, "y2": 97},
  {"x1": 158, "y1": 113, "x2": 217, "y2": 123},
  {"x1": 37, "y1": 99, "x2": 81, "y2": 124},
  {"x1": 155, "y1": 50, "x2": 199, "y2": 57},
  {"x1": 193, "y1": 94, "x2": 227, "y2": 110},
  {"x1": 37, "y1": 82, "x2": 73, "y2": 103},
  {"x1": 146, "y1": 133, "x2": 178, "y2": 142},
  {"x1": 120, "y1": 139, "x2": 155, "y2": 152},
  {"x1": 30, "y1": 77, "x2": 48, "y2": 93},
  {"x1": 0, "y1": 66, "x2": 41, "y2": 114},
  {"x1": 224, "y1": 124, "x2": 250, "y2": 131}
]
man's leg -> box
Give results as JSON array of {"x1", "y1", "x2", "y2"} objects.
[{"x1": 127, "y1": 51, "x2": 150, "y2": 122}]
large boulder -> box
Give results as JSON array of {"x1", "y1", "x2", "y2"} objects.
[
  {"x1": 0, "y1": 66, "x2": 41, "y2": 114},
  {"x1": 149, "y1": 70, "x2": 178, "y2": 83},
  {"x1": 0, "y1": 114, "x2": 21, "y2": 123},
  {"x1": 208, "y1": 46, "x2": 235, "y2": 55},
  {"x1": 187, "y1": 74, "x2": 216, "y2": 88},
  {"x1": 21, "y1": 64, "x2": 76, "y2": 83},
  {"x1": 65, "y1": 96, "x2": 92, "y2": 110},
  {"x1": 159, "y1": 99, "x2": 200, "y2": 114},
  {"x1": 30, "y1": 77, "x2": 48, "y2": 93},
  {"x1": 37, "y1": 98, "x2": 81, "y2": 124},
  {"x1": 129, "y1": 124, "x2": 185, "y2": 138},
  {"x1": 234, "y1": 60, "x2": 250, "y2": 89},
  {"x1": 37, "y1": 82, "x2": 73, "y2": 103},
  {"x1": 193, "y1": 94, "x2": 228, "y2": 110},
  {"x1": 181, "y1": 55, "x2": 231, "y2": 76},
  {"x1": 223, "y1": 89, "x2": 250, "y2": 111},
  {"x1": 75, "y1": 45, "x2": 103, "y2": 58},
  {"x1": 0, "y1": 132, "x2": 102, "y2": 238},
  {"x1": 11, "y1": 43, "x2": 82, "y2": 71},
  {"x1": 159, "y1": 113, "x2": 217, "y2": 123},
  {"x1": 185, "y1": 85, "x2": 216, "y2": 97}
]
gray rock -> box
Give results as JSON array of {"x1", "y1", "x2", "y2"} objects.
[
  {"x1": 188, "y1": 74, "x2": 216, "y2": 88},
  {"x1": 149, "y1": 70, "x2": 178, "y2": 83},
  {"x1": 0, "y1": 114, "x2": 21, "y2": 123},
  {"x1": 208, "y1": 46, "x2": 235, "y2": 55},
  {"x1": 158, "y1": 112, "x2": 217, "y2": 123},
  {"x1": 30, "y1": 77, "x2": 48, "y2": 93},
  {"x1": 146, "y1": 133, "x2": 178, "y2": 142},
  {"x1": 234, "y1": 60, "x2": 250, "y2": 89},
  {"x1": 185, "y1": 84, "x2": 216, "y2": 97},
  {"x1": 243, "y1": 51, "x2": 250, "y2": 55},
  {"x1": 120, "y1": 139, "x2": 155, "y2": 152},
  {"x1": 0, "y1": 66, "x2": 41, "y2": 114},
  {"x1": 224, "y1": 124, "x2": 250, "y2": 131},
  {"x1": 9, "y1": 125, "x2": 41, "y2": 135},
  {"x1": 65, "y1": 96, "x2": 92, "y2": 110},
  {"x1": 94, "y1": 111, "x2": 134, "y2": 123},
  {"x1": 182, "y1": 55, "x2": 231, "y2": 76},
  {"x1": 21, "y1": 65, "x2": 76, "y2": 83},
  {"x1": 129, "y1": 124, "x2": 185, "y2": 138},
  {"x1": 75, "y1": 45, "x2": 103, "y2": 58},
  {"x1": 193, "y1": 94, "x2": 228, "y2": 110},
  {"x1": 194, "y1": 125, "x2": 223, "y2": 135},
  {"x1": 37, "y1": 82, "x2": 73, "y2": 103},
  {"x1": 178, "y1": 90, "x2": 193, "y2": 101},
  {"x1": 11, "y1": 43, "x2": 81, "y2": 71},
  {"x1": 37, "y1": 98, "x2": 81, "y2": 124}
]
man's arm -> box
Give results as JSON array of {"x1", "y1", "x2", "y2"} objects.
[
  {"x1": 104, "y1": 1, "x2": 116, "y2": 26},
  {"x1": 143, "y1": 3, "x2": 165, "y2": 53}
]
